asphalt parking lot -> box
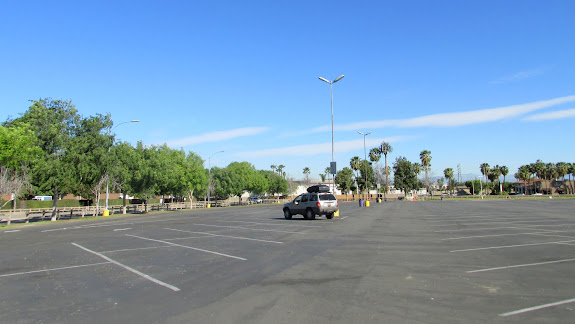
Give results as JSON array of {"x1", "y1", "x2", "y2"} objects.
[{"x1": 1, "y1": 199, "x2": 574, "y2": 323}]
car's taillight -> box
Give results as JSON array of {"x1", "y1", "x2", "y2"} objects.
[
  {"x1": 336, "y1": 201, "x2": 339, "y2": 207},
  {"x1": 316, "y1": 202, "x2": 321, "y2": 208}
]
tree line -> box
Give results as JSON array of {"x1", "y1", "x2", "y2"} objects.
[{"x1": 0, "y1": 98, "x2": 289, "y2": 218}]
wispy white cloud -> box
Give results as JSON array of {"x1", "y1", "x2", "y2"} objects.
[
  {"x1": 286, "y1": 95, "x2": 575, "y2": 136},
  {"x1": 491, "y1": 66, "x2": 550, "y2": 84},
  {"x1": 163, "y1": 127, "x2": 269, "y2": 147},
  {"x1": 235, "y1": 136, "x2": 411, "y2": 158},
  {"x1": 523, "y1": 109, "x2": 575, "y2": 121}
]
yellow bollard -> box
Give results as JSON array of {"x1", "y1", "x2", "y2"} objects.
[
  {"x1": 334, "y1": 210, "x2": 340, "y2": 217},
  {"x1": 365, "y1": 200, "x2": 370, "y2": 207},
  {"x1": 207, "y1": 204, "x2": 211, "y2": 209},
  {"x1": 103, "y1": 210, "x2": 109, "y2": 217}
]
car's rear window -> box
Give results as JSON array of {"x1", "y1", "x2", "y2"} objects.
[{"x1": 319, "y1": 194, "x2": 336, "y2": 201}]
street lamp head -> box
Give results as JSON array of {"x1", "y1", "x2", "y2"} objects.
[
  {"x1": 366, "y1": 131, "x2": 372, "y2": 136},
  {"x1": 333, "y1": 75, "x2": 345, "y2": 83},
  {"x1": 318, "y1": 77, "x2": 330, "y2": 84},
  {"x1": 130, "y1": 120, "x2": 140, "y2": 123}
]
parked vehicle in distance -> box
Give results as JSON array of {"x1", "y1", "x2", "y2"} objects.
[
  {"x1": 283, "y1": 189, "x2": 338, "y2": 220},
  {"x1": 32, "y1": 196, "x2": 52, "y2": 201},
  {"x1": 248, "y1": 197, "x2": 263, "y2": 204}
]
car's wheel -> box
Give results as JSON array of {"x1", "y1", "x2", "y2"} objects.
[
  {"x1": 306, "y1": 208, "x2": 315, "y2": 220},
  {"x1": 326, "y1": 213, "x2": 334, "y2": 219},
  {"x1": 284, "y1": 208, "x2": 292, "y2": 220}
]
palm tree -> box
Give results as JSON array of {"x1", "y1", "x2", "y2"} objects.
[
  {"x1": 555, "y1": 162, "x2": 569, "y2": 194},
  {"x1": 490, "y1": 166, "x2": 502, "y2": 194},
  {"x1": 270, "y1": 165, "x2": 277, "y2": 174},
  {"x1": 531, "y1": 160, "x2": 545, "y2": 193},
  {"x1": 500, "y1": 165, "x2": 509, "y2": 191},
  {"x1": 350, "y1": 156, "x2": 361, "y2": 178},
  {"x1": 369, "y1": 147, "x2": 382, "y2": 190},
  {"x1": 277, "y1": 165, "x2": 285, "y2": 178},
  {"x1": 545, "y1": 163, "x2": 557, "y2": 195},
  {"x1": 444, "y1": 168, "x2": 454, "y2": 194},
  {"x1": 380, "y1": 142, "x2": 393, "y2": 199},
  {"x1": 479, "y1": 163, "x2": 490, "y2": 195},
  {"x1": 303, "y1": 167, "x2": 310, "y2": 183},
  {"x1": 419, "y1": 150, "x2": 432, "y2": 187},
  {"x1": 515, "y1": 165, "x2": 531, "y2": 194},
  {"x1": 568, "y1": 163, "x2": 575, "y2": 194}
]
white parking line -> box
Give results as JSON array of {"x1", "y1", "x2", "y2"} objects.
[
  {"x1": 443, "y1": 229, "x2": 575, "y2": 241},
  {"x1": 467, "y1": 257, "x2": 575, "y2": 273},
  {"x1": 499, "y1": 298, "x2": 575, "y2": 317},
  {"x1": 215, "y1": 220, "x2": 323, "y2": 228},
  {"x1": 125, "y1": 234, "x2": 247, "y2": 261},
  {"x1": 4, "y1": 230, "x2": 21, "y2": 233},
  {"x1": 434, "y1": 226, "x2": 524, "y2": 233},
  {"x1": 450, "y1": 239, "x2": 575, "y2": 252},
  {"x1": 72, "y1": 243, "x2": 181, "y2": 291},
  {"x1": 193, "y1": 223, "x2": 306, "y2": 234},
  {"x1": 99, "y1": 245, "x2": 174, "y2": 253},
  {"x1": 164, "y1": 228, "x2": 283, "y2": 244},
  {"x1": 0, "y1": 262, "x2": 111, "y2": 278}
]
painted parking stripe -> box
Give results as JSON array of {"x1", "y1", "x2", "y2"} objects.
[
  {"x1": 125, "y1": 234, "x2": 247, "y2": 261},
  {"x1": 499, "y1": 298, "x2": 575, "y2": 317},
  {"x1": 4, "y1": 230, "x2": 21, "y2": 233},
  {"x1": 467, "y1": 257, "x2": 575, "y2": 273},
  {"x1": 72, "y1": 243, "x2": 181, "y2": 292},
  {"x1": 164, "y1": 228, "x2": 283, "y2": 244},
  {"x1": 443, "y1": 229, "x2": 575, "y2": 240},
  {"x1": 434, "y1": 226, "x2": 524, "y2": 233},
  {"x1": 215, "y1": 220, "x2": 323, "y2": 228},
  {"x1": 450, "y1": 239, "x2": 575, "y2": 252},
  {"x1": 0, "y1": 262, "x2": 111, "y2": 278},
  {"x1": 193, "y1": 223, "x2": 305, "y2": 234}
]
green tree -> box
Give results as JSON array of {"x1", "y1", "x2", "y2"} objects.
[
  {"x1": 393, "y1": 157, "x2": 418, "y2": 195},
  {"x1": 357, "y1": 160, "x2": 375, "y2": 194},
  {"x1": 66, "y1": 113, "x2": 113, "y2": 214},
  {"x1": 479, "y1": 163, "x2": 490, "y2": 195},
  {"x1": 182, "y1": 151, "x2": 207, "y2": 205},
  {"x1": 5, "y1": 99, "x2": 80, "y2": 220},
  {"x1": 419, "y1": 150, "x2": 432, "y2": 189},
  {"x1": 262, "y1": 170, "x2": 288, "y2": 196},
  {"x1": 335, "y1": 167, "x2": 355, "y2": 199},
  {"x1": 109, "y1": 142, "x2": 139, "y2": 212}
]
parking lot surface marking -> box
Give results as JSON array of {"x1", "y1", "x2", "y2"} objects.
[
  {"x1": 125, "y1": 234, "x2": 247, "y2": 260},
  {"x1": 450, "y1": 239, "x2": 575, "y2": 252},
  {"x1": 467, "y1": 257, "x2": 575, "y2": 273},
  {"x1": 72, "y1": 243, "x2": 181, "y2": 292},
  {"x1": 192, "y1": 223, "x2": 306, "y2": 234},
  {"x1": 0, "y1": 262, "x2": 111, "y2": 278},
  {"x1": 215, "y1": 220, "x2": 323, "y2": 228},
  {"x1": 443, "y1": 229, "x2": 575, "y2": 241},
  {"x1": 164, "y1": 228, "x2": 283, "y2": 244},
  {"x1": 434, "y1": 226, "x2": 524, "y2": 233},
  {"x1": 99, "y1": 245, "x2": 173, "y2": 253},
  {"x1": 499, "y1": 297, "x2": 575, "y2": 317}
]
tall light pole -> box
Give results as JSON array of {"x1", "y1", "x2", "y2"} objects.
[
  {"x1": 105, "y1": 120, "x2": 139, "y2": 214},
  {"x1": 358, "y1": 131, "x2": 371, "y2": 199},
  {"x1": 207, "y1": 150, "x2": 224, "y2": 207},
  {"x1": 318, "y1": 74, "x2": 344, "y2": 193}
]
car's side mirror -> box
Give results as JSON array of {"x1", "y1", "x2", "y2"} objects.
[{"x1": 294, "y1": 201, "x2": 299, "y2": 205}]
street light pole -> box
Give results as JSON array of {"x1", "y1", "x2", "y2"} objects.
[
  {"x1": 358, "y1": 131, "x2": 371, "y2": 199},
  {"x1": 318, "y1": 75, "x2": 344, "y2": 194},
  {"x1": 105, "y1": 120, "x2": 139, "y2": 214},
  {"x1": 207, "y1": 150, "x2": 224, "y2": 207}
]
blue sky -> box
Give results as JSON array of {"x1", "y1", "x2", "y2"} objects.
[{"x1": 2, "y1": 1, "x2": 574, "y2": 181}]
